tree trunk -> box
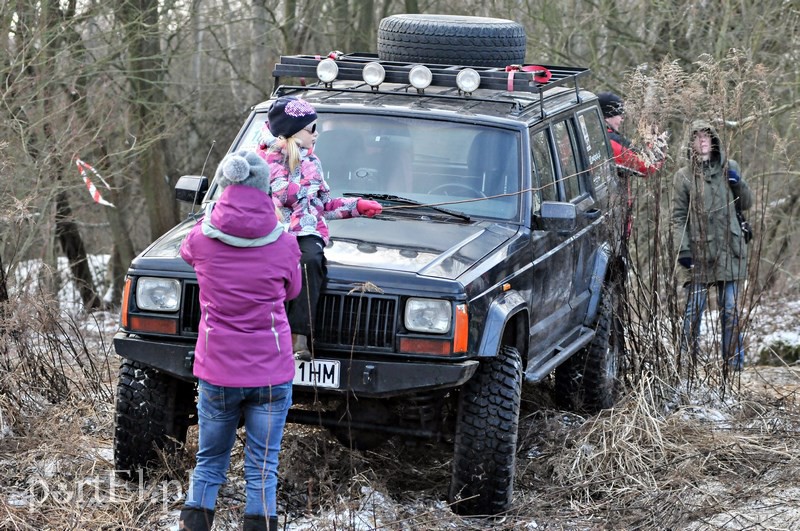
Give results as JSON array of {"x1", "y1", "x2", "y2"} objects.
[
  {"x1": 251, "y1": 0, "x2": 272, "y2": 103},
  {"x1": 55, "y1": 189, "x2": 101, "y2": 310},
  {"x1": 353, "y1": 0, "x2": 375, "y2": 52},
  {"x1": 118, "y1": 0, "x2": 178, "y2": 241},
  {"x1": 332, "y1": 0, "x2": 349, "y2": 51},
  {"x1": 0, "y1": 253, "x2": 8, "y2": 305}
]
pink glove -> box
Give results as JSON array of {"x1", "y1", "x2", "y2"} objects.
[{"x1": 357, "y1": 199, "x2": 382, "y2": 218}]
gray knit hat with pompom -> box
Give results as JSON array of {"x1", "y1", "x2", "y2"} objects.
[{"x1": 215, "y1": 149, "x2": 271, "y2": 194}]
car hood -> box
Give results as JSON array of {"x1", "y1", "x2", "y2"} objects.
[
  {"x1": 325, "y1": 217, "x2": 517, "y2": 280},
  {"x1": 139, "y1": 215, "x2": 517, "y2": 281}
]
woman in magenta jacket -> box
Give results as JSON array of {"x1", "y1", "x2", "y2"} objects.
[{"x1": 178, "y1": 149, "x2": 301, "y2": 531}]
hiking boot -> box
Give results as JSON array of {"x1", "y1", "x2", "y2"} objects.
[
  {"x1": 243, "y1": 514, "x2": 278, "y2": 531},
  {"x1": 178, "y1": 506, "x2": 215, "y2": 531}
]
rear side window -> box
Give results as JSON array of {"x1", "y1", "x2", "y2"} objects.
[
  {"x1": 577, "y1": 108, "x2": 614, "y2": 191},
  {"x1": 552, "y1": 120, "x2": 582, "y2": 201},
  {"x1": 531, "y1": 130, "x2": 557, "y2": 210}
]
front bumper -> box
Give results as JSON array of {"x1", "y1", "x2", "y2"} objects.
[{"x1": 113, "y1": 332, "x2": 479, "y2": 397}]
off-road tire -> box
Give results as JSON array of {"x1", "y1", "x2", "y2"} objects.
[
  {"x1": 378, "y1": 14, "x2": 527, "y2": 68},
  {"x1": 449, "y1": 345, "x2": 522, "y2": 516},
  {"x1": 114, "y1": 359, "x2": 196, "y2": 480},
  {"x1": 555, "y1": 295, "x2": 620, "y2": 413}
]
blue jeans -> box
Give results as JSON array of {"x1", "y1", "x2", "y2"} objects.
[
  {"x1": 682, "y1": 281, "x2": 745, "y2": 369},
  {"x1": 185, "y1": 379, "x2": 292, "y2": 517}
]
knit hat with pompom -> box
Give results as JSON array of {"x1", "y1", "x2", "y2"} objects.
[{"x1": 215, "y1": 149, "x2": 271, "y2": 194}]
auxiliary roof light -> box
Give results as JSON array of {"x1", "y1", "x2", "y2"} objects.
[
  {"x1": 316, "y1": 58, "x2": 339, "y2": 84},
  {"x1": 408, "y1": 65, "x2": 432, "y2": 91},
  {"x1": 362, "y1": 62, "x2": 386, "y2": 88},
  {"x1": 456, "y1": 68, "x2": 481, "y2": 94}
]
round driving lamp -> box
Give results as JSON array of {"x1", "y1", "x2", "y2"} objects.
[
  {"x1": 316, "y1": 58, "x2": 339, "y2": 83},
  {"x1": 408, "y1": 65, "x2": 433, "y2": 90},
  {"x1": 362, "y1": 62, "x2": 386, "y2": 88},
  {"x1": 456, "y1": 68, "x2": 481, "y2": 93}
]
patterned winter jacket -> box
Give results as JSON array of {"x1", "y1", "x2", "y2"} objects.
[
  {"x1": 258, "y1": 140, "x2": 360, "y2": 244},
  {"x1": 671, "y1": 120, "x2": 753, "y2": 283}
]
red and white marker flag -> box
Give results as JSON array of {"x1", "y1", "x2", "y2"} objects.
[{"x1": 75, "y1": 158, "x2": 115, "y2": 207}]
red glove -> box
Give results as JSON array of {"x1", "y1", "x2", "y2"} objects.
[{"x1": 356, "y1": 199, "x2": 382, "y2": 218}]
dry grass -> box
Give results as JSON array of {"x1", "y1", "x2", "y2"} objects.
[{"x1": 1, "y1": 304, "x2": 798, "y2": 530}]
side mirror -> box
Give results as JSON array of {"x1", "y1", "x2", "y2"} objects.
[
  {"x1": 539, "y1": 201, "x2": 577, "y2": 233},
  {"x1": 175, "y1": 175, "x2": 209, "y2": 203}
]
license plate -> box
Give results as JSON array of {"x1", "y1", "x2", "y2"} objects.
[{"x1": 294, "y1": 359, "x2": 340, "y2": 388}]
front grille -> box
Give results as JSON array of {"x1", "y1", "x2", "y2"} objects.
[
  {"x1": 180, "y1": 284, "x2": 397, "y2": 350},
  {"x1": 316, "y1": 293, "x2": 397, "y2": 349},
  {"x1": 182, "y1": 282, "x2": 201, "y2": 334}
]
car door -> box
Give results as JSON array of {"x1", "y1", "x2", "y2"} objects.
[
  {"x1": 527, "y1": 127, "x2": 578, "y2": 359},
  {"x1": 552, "y1": 115, "x2": 605, "y2": 322}
]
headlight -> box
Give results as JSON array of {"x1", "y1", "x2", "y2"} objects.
[
  {"x1": 408, "y1": 65, "x2": 432, "y2": 90},
  {"x1": 317, "y1": 58, "x2": 339, "y2": 83},
  {"x1": 405, "y1": 298, "x2": 451, "y2": 334},
  {"x1": 136, "y1": 278, "x2": 181, "y2": 312},
  {"x1": 456, "y1": 68, "x2": 481, "y2": 93},
  {"x1": 362, "y1": 62, "x2": 385, "y2": 87}
]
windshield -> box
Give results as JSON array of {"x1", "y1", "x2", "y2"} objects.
[{"x1": 224, "y1": 111, "x2": 522, "y2": 221}]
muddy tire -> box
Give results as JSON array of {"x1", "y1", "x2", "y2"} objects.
[
  {"x1": 114, "y1": 359, "x2": 196, "y2": 480},
  {"x1": 449, "y1": 345, "x2": 522, "y2": 515},
  {"x1": 378, "y1": 14, "x2": 526, "y2": 68},
  {"x1": 555, "y1": 295, "x2": 620, "y2": 413}
]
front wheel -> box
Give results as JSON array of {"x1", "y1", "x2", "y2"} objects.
[
  {"x1": 448, "y1": 345, "x2": 522, "y2": 516},
  {"x1": 114, "y1": 359, "x2": 196, "y2": 479}
]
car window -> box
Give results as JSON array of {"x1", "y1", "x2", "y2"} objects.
[
  {"x1": 576, "y1": 108, "x2": 614, "y2": 192},
  {"x1": 226, "y1": 112, "x2": 522, "y2": 221},
  {"x1": 531, "y1": 130, "x2": 557, "y2": 210},
  {"x1": 552, "y1": 120, "x2": 581, "y2": 201}
]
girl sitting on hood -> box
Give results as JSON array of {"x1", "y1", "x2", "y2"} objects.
[{"x1": 257, "y1": 96, "x2": 382, "y2": 360}]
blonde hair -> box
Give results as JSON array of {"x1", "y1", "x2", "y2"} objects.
[{"x1": 270, "y1": 136, "x2": 302, "y2": 174}]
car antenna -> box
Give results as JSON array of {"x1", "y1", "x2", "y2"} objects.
[{"x1": 191, "y1": 140, "x2": 216, "y2": 218}]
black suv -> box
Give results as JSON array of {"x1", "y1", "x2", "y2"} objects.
[{"x1": 113, "y1": 23, "x2": 622, "y2": 516}]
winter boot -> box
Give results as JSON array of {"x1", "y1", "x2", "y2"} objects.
[
  {"x1": 242, "y1": 514, "x2": 278, "y2": 531},
  {"x1": 292, "y1": 333, "x2": 311, "y2": 361},
  {"x1": 178, "y1": 506, "x2": 215, "y2": 531}
]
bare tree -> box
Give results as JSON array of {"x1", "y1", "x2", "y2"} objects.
[
  {"x1": 1, "y1": 0, "x2": 797, "y2": 315},
  {"x1": 116, "y1": 0, "x2": 178, "y2": 241}
]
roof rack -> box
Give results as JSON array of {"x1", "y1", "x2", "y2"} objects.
[{"x1": 272, "y1": 52, "x2": 589, "y2": 97}]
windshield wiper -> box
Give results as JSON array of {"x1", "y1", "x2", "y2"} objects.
[{"x1": 344, "y1": 193, "x2": 471, "y2": 221}]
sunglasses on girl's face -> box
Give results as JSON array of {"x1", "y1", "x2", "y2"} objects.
[{"x1": 303, "y1": 123, "x2": 317, "y2": 134}]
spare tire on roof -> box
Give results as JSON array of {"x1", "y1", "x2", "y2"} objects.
[{"x1": 377, "y1": 14, "x2": 527, "y2": 68}]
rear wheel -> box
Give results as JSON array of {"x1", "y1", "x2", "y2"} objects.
[
  {"x1": 378, "y1": 14, "x2": 527, "y2": 68},
  {"x1": 114, "y1": 359, "x2": 196, "y2": 479},
  {"x1": 555, "y1": 295, "x2": 621, "y2": 412},
  {"x1": 449, "y1": 345, "x2": 522, "y2": 515}
]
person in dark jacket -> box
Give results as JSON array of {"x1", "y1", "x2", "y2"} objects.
[
  {"x1": 671, "y1": 120, "x2": 753, "y2": 371},
  {"x1": 178, "y1": 150, "x2": 302, "y2": 531},
  {"x1": 598, "y1": 91, "x2": 667, "y2": 240}
]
